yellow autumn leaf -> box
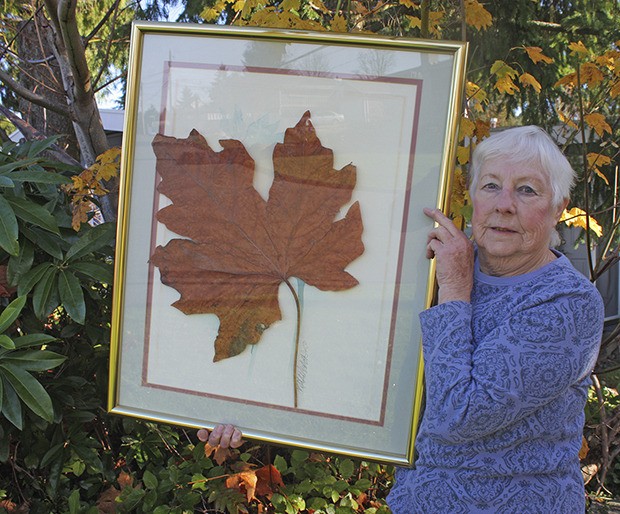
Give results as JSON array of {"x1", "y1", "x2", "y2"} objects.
[
  {"x1": 201, "y1": 6, "x2": 221, "y2": 21},
  {"x1": 406, "y1": 15, "x2": 421, "y2": 29},
  {"x1": 611, "y1": 80, "x2": 620, "y2": 98},
  {"x1": 495, "y1": 76, "x2": 519, "y2": 95},
  {"x1": 464, "y1": 0, "x2": 492, "y2": 31},
  {"x1": 98, "y1": 147, "x2": 121, "y2": 165},
  {"x1": 557, "y1": 110, "x2": 579, "y2": 130},
  {"x1": 97, "y1": 162, "x2": 118, "y2": 182},
  {"x1": 490, "y1": 60, "x2": 519, "y2": 79},
  {"x1": 281, "y1": 0, "x2": 300, "y2": 11},
  {"x1": 72, "y1": 200, "x2": 93, "y2": 232},
  {"x1": 232, "y1": 0, "x2": 245, "y2": 11},
  {"x1": 555, "y1": 72, "x2": 577, "y2": 88},
  {"x1": 428, "y1": 11, "x2": 444, "y2": 36},
  {"x1": 466, "y1": 81, "x2": 487, "y2": 112},
  {"x1": 524, "y1": 46, "x2": 553, "y2": 64},
  {"x1": 398, "y1": 0, "x2": 418, "y2": 9},
  {"x1": 519, "y1": 72, "x2": 542, "y2": 93},
  {"x1": 449, "y1": 166, "x2": 472, "y2": 227},
  {"x1": 594, "y1": 50, "x2": 619, "y2": 71},
  {"x1": 569, "y1": 41, "x2": 589, "y2": 57},
  {"x1": 587, "y1": 152, "x2": 612, "y2": 168},
  {"x1": 456, "y1": 145, "x2": 470, "y2": 165},
  {"x1": 584, "y1": 113, "x2": 612, "y2": 137},
  {"x1": 308, "y1": 0, "x2": 329, "y2": 13},
  {"x1": 587, "y1": 152, "x2": 611, "y2": 185},
  {"x1": 560, "y1": 207, "x2": 603, "y2": 237},
  {"x1": 459, "y1": 116, "x2": 475, "y2": 142},
  {"x1": 580, "y1": 62, "x2": 604, "y2": 87},
  {"x1": 330, "y1": 14, "x2": 347, "y2": 32},
  {"x1": 474, "y1": 119, "x2": 491, "y2": 140},
  {"x1": 71, "y1": 176, "x2": 86, "y2": 191}
]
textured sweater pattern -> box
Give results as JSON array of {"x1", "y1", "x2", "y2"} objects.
[{"x1": 387, "y1": 253, "x2": 604, "y2": 513}]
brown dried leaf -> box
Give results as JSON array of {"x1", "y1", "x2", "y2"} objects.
[
  {"x1": 204, "y1": 441, "x2": 233, "y2": 465},
  {"x1": 96, "y1": 486, "x2": 121, "y2": 513},
  {"x1": 226, "y1": 470, "x2": 258, "y2": 502},
  {"x1": 255, "y1": 464, "x2": 284, "y2": 498},
  {"x1": 151, "y1": 112, "x2": 364, "y2": 362}
]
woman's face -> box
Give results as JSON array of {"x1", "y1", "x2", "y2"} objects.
[{"x1": 471, "y1": 158, "x2": 567, "y2": 275}]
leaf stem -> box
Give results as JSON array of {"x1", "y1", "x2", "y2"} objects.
[{"x1": 284, "y1": 278, "x2": 301, "y2": 408}]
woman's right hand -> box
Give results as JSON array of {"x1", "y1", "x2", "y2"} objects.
[{"x1": 423, "y1": 207, "x2": 474, "y2": 304}]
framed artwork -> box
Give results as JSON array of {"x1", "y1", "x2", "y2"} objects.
[{"x1": 108, "y1": 21, "x2": 467, "y2": 465}]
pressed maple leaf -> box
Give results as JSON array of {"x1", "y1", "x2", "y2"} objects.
[{"x1": 151, "y1": 112, "x2": 364, "y2": 404}]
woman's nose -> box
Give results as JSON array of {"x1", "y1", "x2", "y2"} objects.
[{"x1": 495, "y1": 188, "x2": 516, "y2": 212}]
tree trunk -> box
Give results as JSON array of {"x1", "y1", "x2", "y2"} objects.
[{"x1": 16, "y1": 11, "x2": 79, "y2": 160}]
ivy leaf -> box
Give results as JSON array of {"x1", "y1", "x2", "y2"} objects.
[{"x1": 151, "y1": 112, "x2": 364, "y2": 362}]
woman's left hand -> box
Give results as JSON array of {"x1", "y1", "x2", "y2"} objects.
[
  {"x1": 197, "y1": 424, "x2": 244, "y2": 449},
  {"x1": 424, "y1": 207, "x2": 474, "y2": 304}
]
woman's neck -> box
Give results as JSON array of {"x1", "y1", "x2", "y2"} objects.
[{"x1": 478, "y1": 248, "x2": 558, "y2": 277}]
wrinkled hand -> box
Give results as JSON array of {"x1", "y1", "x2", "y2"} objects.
[
  {"x1": 197, "y1": 424, "x2": 244, "y2": 449},
  {"x1": 424, "y1": 208, "x2": 474, "y2": 304}
]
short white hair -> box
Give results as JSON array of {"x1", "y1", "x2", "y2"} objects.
[{"x1": 469, "y1": 125, "x2": 576, "y2": 209}]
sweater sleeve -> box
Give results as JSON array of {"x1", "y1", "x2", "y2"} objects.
[{"x1": 419, "y1": 286, "x2": 603, "y2": 444}]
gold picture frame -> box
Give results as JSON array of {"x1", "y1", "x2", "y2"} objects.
[{"x1": 108, "y1": 21, "x2": 467, "y2": 465}]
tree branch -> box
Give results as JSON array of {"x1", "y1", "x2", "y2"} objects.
[
  {"x1": 85, "y1": 0, "x2": 122, "y2": 43},
  {"x1": 0, "y1": 68, "x2": 70, "y2": 117},
  {"x1": 527, "y1": 19, "x2": 614, "y2": 37},
  {"x1": 92, "y1": 0, "x2": 123, "y2": 89},
  {"x1": 0, "y1": 104, "x2": 82, "y2": 167}
]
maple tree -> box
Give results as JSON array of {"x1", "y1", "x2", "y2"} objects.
[{"x1": 151, "y1": 111, "x2": 364, "y2": 406}]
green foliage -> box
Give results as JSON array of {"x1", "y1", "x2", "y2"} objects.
[{"x1": 0, "y1": 136, "x2": 394, "y2": 513}]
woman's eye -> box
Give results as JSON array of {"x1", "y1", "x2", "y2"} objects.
[
  {"x1": 481, "y1": 182, "x2": 499, "y2": 191},
  {"x1": 519, "y1": 185, "x2": 537, "y2": 195}
]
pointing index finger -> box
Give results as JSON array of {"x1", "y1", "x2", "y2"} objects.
[{"x1": 423, "y1": 208, "x2": 459, "y2": 236}]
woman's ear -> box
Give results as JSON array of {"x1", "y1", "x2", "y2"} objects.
[{"x1": 555, "y1": 198, "x2": 569, "y2": 221}]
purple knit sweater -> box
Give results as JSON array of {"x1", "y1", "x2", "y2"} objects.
[{"x1": 387, "y1": 252, "x2": 604, "y2": 513}]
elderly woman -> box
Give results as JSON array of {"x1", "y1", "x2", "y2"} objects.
[{"x1": 386, "y1": 125, "x2": 604, "y2": 513}]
